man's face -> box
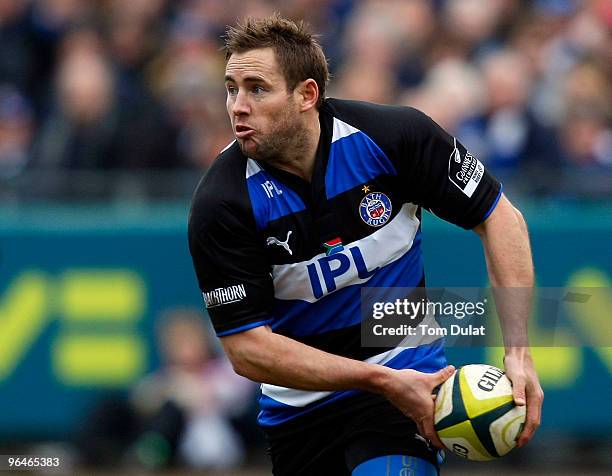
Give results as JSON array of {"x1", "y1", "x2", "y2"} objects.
[{"x1": 225, "y1": 47, "x2": 303, "y2": 161}]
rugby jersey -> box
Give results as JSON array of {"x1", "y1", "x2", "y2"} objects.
[{"x1": 188, "y1": 98, "x2": 502, "y2": 427}]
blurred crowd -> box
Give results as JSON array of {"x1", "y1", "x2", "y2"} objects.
[
  {"x1": 0, "y1": 0, "x2": 610, "y2": 197},
  {"x1": 77, "y1": 308, "x2": 260, "y2": 471}
]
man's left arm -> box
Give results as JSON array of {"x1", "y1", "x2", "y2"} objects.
[
  {"x1": 385, "y1": 106, "x2": 543, "y2": 445},
  {"x1": 473, "y1": 194, "x2": 544, "y2": 448}
]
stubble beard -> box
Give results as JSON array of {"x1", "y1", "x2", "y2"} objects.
[{"x1": 239, "y1": 107, "x2": 309, "y2": 167}]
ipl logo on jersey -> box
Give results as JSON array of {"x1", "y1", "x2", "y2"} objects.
[{"x1": 359, "y1": 192, "x2": 392, "y2": 227}]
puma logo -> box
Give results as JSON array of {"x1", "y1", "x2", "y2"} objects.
[{"x1": 266, "y1": 231, "x2": 293, "y2": 255}]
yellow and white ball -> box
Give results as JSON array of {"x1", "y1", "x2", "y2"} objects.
[{"x1": 434, "y1": 364, "x2": 526, "y2": 461}]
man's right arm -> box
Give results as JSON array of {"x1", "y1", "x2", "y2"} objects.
[
  {"x1": 221, "y1": 325, "x2": 454, "y2": 447},
  {"x1": 222, "y1": 325, "x2": 391, "y2": 393}
]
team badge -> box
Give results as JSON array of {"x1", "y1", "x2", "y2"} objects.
[
  {"x1": 323, "y1": 237, "x2": 344, "y2": 256},
  {"x1": 359, "y1": 192, "x2": 392, "y2": 227}
]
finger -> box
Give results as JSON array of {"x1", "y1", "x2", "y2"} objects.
[
  {"x1": 420, "y1": 415, "x2": 445, "y2": 450},
  {"x1": 416, "y1": 421, "x2": 425, "y2": 440},
  {"x1": 509, "y1": 372, "x2": 526, "y2": 406},
  {"x1": 416, "y1": 420, "x2": 433, "y2": 449},
  {"x1": 517, "y1": 414, "x2": 538, "y2": 448},
  {"x1": 517, "y1": 388, "x2": 543, "y2": 448},
  {"x1": 428, "y1": 365, "x2": 455, "y2": 388}
]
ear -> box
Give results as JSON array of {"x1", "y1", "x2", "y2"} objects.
[{"x1": 296, "y1": 79, "x2": 319, "y2": 112}]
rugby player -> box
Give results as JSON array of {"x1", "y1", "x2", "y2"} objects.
[{"x1": 188, "y1": 14, "x2": 543, "y2": 475}]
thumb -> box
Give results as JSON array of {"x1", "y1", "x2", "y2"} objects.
[
  {"x1": 429, "y1": 365, "x2": 455, "y2": 388},
  {"x1": 511, "y1": 374, "x2": 526, "y2": 406}
]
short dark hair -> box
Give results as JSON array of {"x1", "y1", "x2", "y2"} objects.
[{"x1": 223, "y1": 13, "x2": 329, "y2": 108}]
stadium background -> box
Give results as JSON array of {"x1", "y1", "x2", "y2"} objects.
[{"x1": 0, "y1": 0, "x2": 610, "y2": 474}]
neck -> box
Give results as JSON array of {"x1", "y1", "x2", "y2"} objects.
[{"x1": 270, "y1": 110, "x2": 320, "y2": 181}]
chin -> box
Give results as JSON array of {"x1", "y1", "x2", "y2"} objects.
[{"x1": 238, "y1": 140, "x2": 257, "y2": 158}]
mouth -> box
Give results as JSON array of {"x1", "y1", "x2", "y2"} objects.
[{"x1": 235, "y1": 124, "x2": 255, "y2": 139}]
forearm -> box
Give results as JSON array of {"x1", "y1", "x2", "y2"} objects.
[
  {"x1": 476, "y1": 196, "x2": 534, "y2": 348},
  {"x1": 221, "y1": 326, "x2": 393, "y2": 394},
  {"x1": 481, "y1": 205, "x2": 533, "y2": 288},
  {"x1": 476, "y1": 196, "x2": 543, "y2": 444},
  {"x1": 221, "y1": 324, "x2": 455, "y2": 449}
]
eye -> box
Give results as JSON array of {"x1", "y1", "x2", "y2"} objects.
[
  {"x1": 252, "y1": 85, "x2": 265, "y2": 94},
  {"x1": 226, "y1": 85, "x2": 237, "y2": 96}
]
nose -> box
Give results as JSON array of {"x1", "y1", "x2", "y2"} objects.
[{"x1": 231, "y1": 89, "x2": 250, "y2": 117}]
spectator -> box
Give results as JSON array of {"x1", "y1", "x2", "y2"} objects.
[
  {"x1": 458, "y1": 48, "x2": 562, "y2": 172},
  {"x1": 560, "y1": 62, "x2": 611, "y2": 168},
  {"x1": 402, "y1": 58, "x2": 485, "y2": 134},
  {"x1": 149, "y1": 19, "x2": 231, "y2": 169},
  {"x1": 0, "y1": 0, "x2": 35, "y2": 98},
  {"x1": 30, "y1": 27, "x2": 182, "y2": 171},
  {"x1": 0, "y1": 85, "x2": 33, "y2": 177},
  {"x1": 130, "y1": 308, "x2": 255, "y2": 470}
]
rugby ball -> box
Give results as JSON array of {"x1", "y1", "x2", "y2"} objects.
[{"x1": 434, "y1": 364, "x2": 526, "y2": 461}]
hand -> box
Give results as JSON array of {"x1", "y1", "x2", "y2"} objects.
[
  {"x1": 383, "y1": 365, "x2": 455, "y2": 449},
  {"x1": 503, "y1": 349, "x2": 544, "y2": 448}
]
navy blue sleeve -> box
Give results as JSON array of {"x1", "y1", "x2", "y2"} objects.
[
  {"x1": 188, "y1": 156, "x2": 274, "y2": 337},
  {"x1": 394, "y1": 108, "x2": 502, "y2": 229}
]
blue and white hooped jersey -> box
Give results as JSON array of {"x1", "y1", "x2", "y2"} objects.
[{"x1": 189, "y1": 98, "x2": 503, "y2": 427}]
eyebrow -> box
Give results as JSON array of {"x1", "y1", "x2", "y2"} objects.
[{"x1": 224, "y1": 75, "x2": 270, "y2": 84}]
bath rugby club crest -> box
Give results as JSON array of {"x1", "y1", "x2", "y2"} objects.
[{"x1": 359, "y1": 192, "x2": 392, "y2": 227}]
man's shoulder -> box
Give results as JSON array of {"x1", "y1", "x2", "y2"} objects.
[
  {"x1": 189, "y1": 141, "x2": 252, "y2": 230},
  {"x1": 193, "y1": 140, "x2": 246, "y2": 199},
  {"x1": 322, "y1": 98, "x2": 437, "y2": 143},
  {"x1": 324, "y1": 98, "x2": 427, "y2": 124}
]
